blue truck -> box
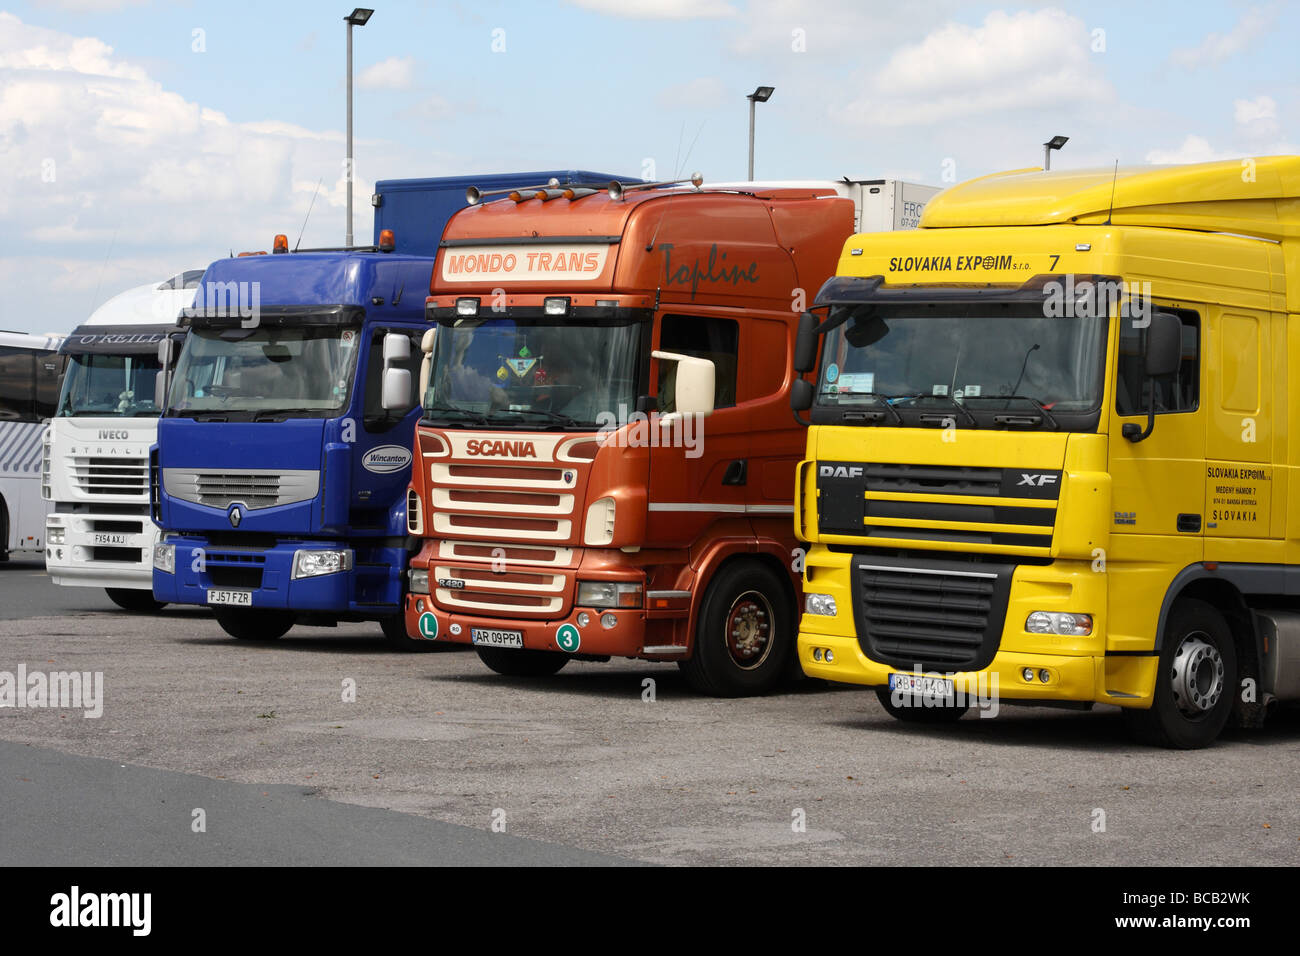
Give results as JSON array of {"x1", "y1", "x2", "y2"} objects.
[{"x1": 151, "y1": 170, "x2": 632, "y2": 647}]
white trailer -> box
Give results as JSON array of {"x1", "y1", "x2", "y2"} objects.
[
  {"x1": 706, "y1": 178, "x2": 943, "y2": 232},
  {"x1": 43, "y1": 272, "x2": 201, "y2": 610},
  {"x1": 0, "y1": 330, "x2": 64, "y2": 561}
]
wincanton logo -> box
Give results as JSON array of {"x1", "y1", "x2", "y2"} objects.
[
  {"x1": 465, "y1": 439, "x2": 537, "y2": 458},
  {"x1": 361, "y1": 445, "x2": 413, "y2": 475}
]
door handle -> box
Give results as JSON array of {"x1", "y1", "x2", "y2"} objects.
[{"x1": 722, "y1": 459, "x2": 747, "y2": 486}]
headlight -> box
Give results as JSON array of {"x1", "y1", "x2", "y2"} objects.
[
  {"x1": 291, "y1": 549, "x2": 353, "y2": 579},
  {"x1": 805, "y1": 593, "x2": 837, "y2": 616},
  {"x1": 153, "y1": 543, "x2": 175, "y2": 574},
  {"x1": 409, "y1": 568, "x2": 429, "y2": 594},
  {"x1": 577, "y1": 580, "x2": 642, "y2": 608},
  {"x1": 47, "y1": 526, "x2": 66, "y2": 545},
  {"x1": 1025, "y1": 611, "x2": 1093, "y2": 636}
]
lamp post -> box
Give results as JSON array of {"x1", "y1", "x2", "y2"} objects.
[
  {"x1": 747, "y1": 86, "x2": 774, "y2": 180},
  {"x1": 345, "y1": 8, "x2": 374, "y2": 247},
  {"x1": 1043, "y1": 134, "x2": 1068, "y2": 171}
]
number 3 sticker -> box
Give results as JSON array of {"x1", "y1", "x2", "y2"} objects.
[{"x1": 556, "y1": 623, "x2": 580, "y2": 653}]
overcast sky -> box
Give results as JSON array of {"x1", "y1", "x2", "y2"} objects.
[{"x1": 1, "y1": 0, "x2": 1294, "y2": 333}]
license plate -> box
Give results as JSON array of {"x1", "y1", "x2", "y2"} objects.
[
  {"x1": 93, "y1": 533, "x2": 128, "y2": 545},
  {"x1": 471, "y1": 628, "x2": 523, "y2": 648},
  {"x1": 889, "y1": 673, "x2": 955, "y2": 699},
  {"x1": 207, "y1": 589, "x2": 253, "y2": 607}
]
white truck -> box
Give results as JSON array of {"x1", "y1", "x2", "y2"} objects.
[
  {"x1": 43, "y1": 272, "x2": 201, "y2": 610},
  {"x1": 1, "y1": 330, "x2": 64, "y2": 562}
]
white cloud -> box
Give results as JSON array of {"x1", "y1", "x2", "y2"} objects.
[
  {"x1": 566, "y1": 0, "x2": 737, "y2": 19},
  {"x1": 1143, "y1": 135, "x2": 1239, "y2": 165},
  {"x1": 838, "y1": 9, "x2": 1111, "y2": 127},
  {"x1": 1234, "y1": 94, "x2": 1279, "y2": 138},
  {"x1": 356, "y1": 55, "x2": 416, "y2": 91},
  {"x1": 1169, "y1": 5, "x2": 1275, "y2": 69}
]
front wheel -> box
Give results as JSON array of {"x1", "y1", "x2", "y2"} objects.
[
  {"x1": 678, "y1": 562, "x2": 794, "y2": 697},
  {"x1": 213, "y1": 609, "x2": 295, "y2": 642},
  {"x1": 105, "y1": 588, "x2": 166, "y2": 612},
  {"x1": 475, "y1": 645, "x2": 569, "y2": 677},
  {"x1": 380, "y1": 614, "x2": 440, "y2": 652},
  {"x1": 1122, "y1": 598, "x2": 1237, "y2": 749},
  {"x1": 875, "y1": 687, "x2": 969, "y2": 723}
]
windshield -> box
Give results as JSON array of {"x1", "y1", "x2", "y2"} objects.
[
  {"x1": 815, "y1": 302, "x2": 1107, "y2": 428},
  {"x1": 58, "y1": 353, "x2": 163, "y2": 418},
  {"x1": 425, "y1": 317, "x2": 641, "y2": 429},
  {"x1": 167, "y1": 325, "x2": 360, "y2": 419}
]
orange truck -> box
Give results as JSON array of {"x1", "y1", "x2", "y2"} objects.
[{"x1": 400, "y1": 176, "x2": 936, "y2": 695}]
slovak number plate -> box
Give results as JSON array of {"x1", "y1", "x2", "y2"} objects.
[
  {"x1": 93, "y1": 533, "x2": 128, "y2": 545},
  {"x1": 889, "y1": 673, "x2": 955, "y2": 699},
  {"x1": 207, "y1": 589, "x2": 253, "y2": 607},
  {"x1": 471, "y1": 628, "x2": 523, "y2": 648}
]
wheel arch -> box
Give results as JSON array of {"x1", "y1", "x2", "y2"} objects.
[{"x1": 686, "y1": 541, "x2": 798, "y2": 650}]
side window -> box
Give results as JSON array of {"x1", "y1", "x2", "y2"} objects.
[
  {"x1": 363, "y1": 329, "x2": 421, "y2": 430},
  {"x1": 1116, "y1": 309, "x2": 1199, "y2": 416},
  {"x1": 658, "y1": 314, "x2": 739, "y2": 412},
  {"x1": 0, "y1": 346, "x2": 35, "y2": 422}
]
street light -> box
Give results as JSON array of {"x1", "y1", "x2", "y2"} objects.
[
  {"x1": 345, "y1": 8, "x2": 374, "y2": 247},
  {"x1": 747, "y1": 86, "x2": 774, "y2": 180},
  {"x1": 1043, "y1": 134, "x2": 1068, "y2": 171}
]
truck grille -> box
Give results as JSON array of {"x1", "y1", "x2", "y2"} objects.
[
  {"x1": 204, "y1": 550, "x2": 266, "y2": 590},
  {"x1": 851, "y1": 557, "x2": 1012, "y2": 672},
  {"x1": 163, "y1": 468, "x2": 319, "y2": 511},
  {"x1": 431, "y1": 539, "x2": 574, "y2": 616},
  {"x1": 72, "y1": 456, "x2": 149, "y2": 498},
  {"x1": 429, "y1": 462, "x2": 577, "y2": 543},
  {"x1": 818, "y1": 461, "x2": 1060, "y2": 552}
]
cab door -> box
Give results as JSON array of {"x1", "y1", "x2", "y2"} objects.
[{"x1": 644, "y1": 310, "x2": 750, "y2": 550}]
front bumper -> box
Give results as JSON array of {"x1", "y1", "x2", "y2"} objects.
[
  {"x1": 45, "y1": 514, "x2": 158, "y2": 589},
  {"x1": 153, "y1": 536, "x2": 365, "y2": 613}
]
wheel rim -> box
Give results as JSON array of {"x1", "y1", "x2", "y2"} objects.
[
  {"x1": 724, "y1": 590, "x2": 774, "y2": 670},
  {"x1": 1169, "y1": 632, "x2": 1225, "y2": 718}
]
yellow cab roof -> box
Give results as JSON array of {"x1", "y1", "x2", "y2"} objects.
[{"x1": 920, "y1": 156, "x2": 1300, "y2": 241}]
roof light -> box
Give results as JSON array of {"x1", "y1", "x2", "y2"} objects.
[
  {"x1": 544, "y1": 297, "x2": 570, "y2": 316},
  {"x1": 456, "y1": 297, "x2": 480, "y2": 316},
  {"x1": 273, "y1": 234, "x2": 289, "y2": 254},
  {"x1": 378, "y1": 229, "x2": 395, "y2": 252}
]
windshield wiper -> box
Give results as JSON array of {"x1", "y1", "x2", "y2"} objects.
[
  {"x1": 497, "y1": 408, "x2": 583, "y2": 429},
  {"x1": 963, "y1": 394, "x2": 1059, "y2": 428},
  {"x1": 252, "y1": 408, "x2": 329, "y2": 422},
  {"x1": 889, "y1": 393, "x2": 978, "y2": 426},
  {"x1": 422, "y1": 404, "x2": 491, "y2": 428}
]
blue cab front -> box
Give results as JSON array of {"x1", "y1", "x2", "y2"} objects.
[{"x1": 151, "y1": 249, "x2": 430, "y2": 643}]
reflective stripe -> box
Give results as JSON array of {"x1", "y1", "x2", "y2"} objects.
[{"x1": 646, "y1": 502, "x2": 794, "y2": 514}]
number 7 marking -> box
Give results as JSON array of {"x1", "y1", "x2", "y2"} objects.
[{"x1": 1048, "y1": 254, "x2": 1060, "y2": 271}]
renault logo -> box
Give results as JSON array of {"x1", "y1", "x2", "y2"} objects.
[{"x1": 229, "y1": 506, "x2": 242, "y2": 528}]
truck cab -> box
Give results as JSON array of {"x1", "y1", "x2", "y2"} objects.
[
  {"x1": 44, "y1": 273, "x2": 198, "y2": 610},
  {"x1": 404, "y1": 176, "x2": 935, "y2": 694},
  {"x1": 151, "y1": 242, "x2": 432, "y2": 644}
]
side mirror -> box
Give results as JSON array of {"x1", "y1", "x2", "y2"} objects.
[
  {"x1": 419, "y1": 328, "x2": 437, "y2": 399},
  {"x1": 1145, "y1": 312, "x2": 1182, "y2": 378},
  {"x1": 383, "y1": 332, "x2": 411, "y2": 364},
  {"x1": 420, "y1": 328, "x2": 437, "y2": 354},
  {"x1": 157, "y1": 338, "x2": 176, "y2": 365},
  {"x1": 653, "y1": 350, "x2": 715, "y2": 419},
  {"x1": 793, "y1": 312, "x2": 818, "y2": 373},
  {"x1": 154, "y1": 374, "x2": 167, "y2": 410},
  {"x1": 791, "y1": 378, "x2": 814, "y2": 411},
  {"x1": 382, "y1": 367, "x2": 412, "y2": 411}
]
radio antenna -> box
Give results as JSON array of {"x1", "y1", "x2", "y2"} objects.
[
  {"x1": 1104, "y1": 160, "x2": 1119, "y2": 226},
  {"x1": 295, "y1": 177, "x2": 324, "y2": 251}
]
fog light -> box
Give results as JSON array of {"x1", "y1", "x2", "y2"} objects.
[
  {"x1": 1022, "y1": 667, "x2": 1035, "y2": 682},
  {"x1": 600, "y1": 613, "x2": 617, "y2": 629},
  {"x1": 455, "y1": 297, "x2": 479, "y2": 316},
  {"x1": 577, "y1": 611, "x2": 591, "y2": 627},
  {"x1": 1026, "y1": 611, "x2": 1093, "y2": 636},
  {"x1": 813, "y1": 648, "x2": 823, "y2": 661},
  {"x1": 416, "y1": 599, "x2": 425, "y2": 613},
  {"x1": 153, "y1": 542, "x2": 175, "y2": 574},
  {"x1": 543, "y1": 296, "x2": 570, "y2": 316},
  {"x1": 824, "y1": 649, "x2": 835, "y2": 663},
  {"x1": 292, "y1": 549, "x2": 353, "y2": 579},
  {"x1": 1038, "y1": 669, "x2": 1051, "y2": 684},
  {"x1": 805, "y1": 593, "x2": 837, "y2": 616},
  {"x1": 47, "y1": 527, "x2": 65, "y2": 545}
]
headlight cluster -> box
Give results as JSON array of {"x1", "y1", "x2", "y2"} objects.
[
  {"x1": 1025, "y1": 611, "x2": 1093, "y2": 636},
  {"x1": 409, "y1": 568, "x2": 429, "y2": 594},
  {"x1": 291, "y1": 549, "x2": 352, "y2": 580},
  {"x1": 805, "y1": 593, "x2": 837, "y2": 616},
  {"x1": 153, "y1": 542, "x2": 175, "y2": 574},
  {"x1": 576, "y1": 581, "x2": 642, "y2": 609}
]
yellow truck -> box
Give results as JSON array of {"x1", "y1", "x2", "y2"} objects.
[{"x1": 791, "y1": 156, "x2": 1300, "y2": 748}]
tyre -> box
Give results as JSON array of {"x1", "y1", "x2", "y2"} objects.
[
  {"x1": 1122, "y1": 598, "x2": 1237, "y2": 749},
  {"x1": 105, "y1": 588, "x2": 166, "y2": 612},
  {"x1": 213, "y1": 608, "x2": 295, "y2": 642},
  {"x1": 875, "y1": 687, "x2": 970, "y2": 723},
  {"x1": 475, "y1": 645, "x2": 569, "y2": 677},
  {"x1": 678, "y1": 561, "x2": 794, "y2": 697},
  {"x1": 380, "y1": 613, "x2": 440, "y2": 652}
]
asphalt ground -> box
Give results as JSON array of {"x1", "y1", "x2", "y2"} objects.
[{"x1": 1, "y1": 556, "x2": 1298, "y2": 866}]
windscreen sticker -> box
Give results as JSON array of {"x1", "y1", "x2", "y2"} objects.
[
  {"x1": 962, "y1": 384, "x2": 981, "y2": 397},
  {"x1": 835, "y1": 372, "x2": 874, "y2": 394},
  {"x1": 825, "y1": 363, "x2": 839, "y2": 383},
  {"x1": 931, "y1": 384, "x2": 949, "y2": 396}
]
